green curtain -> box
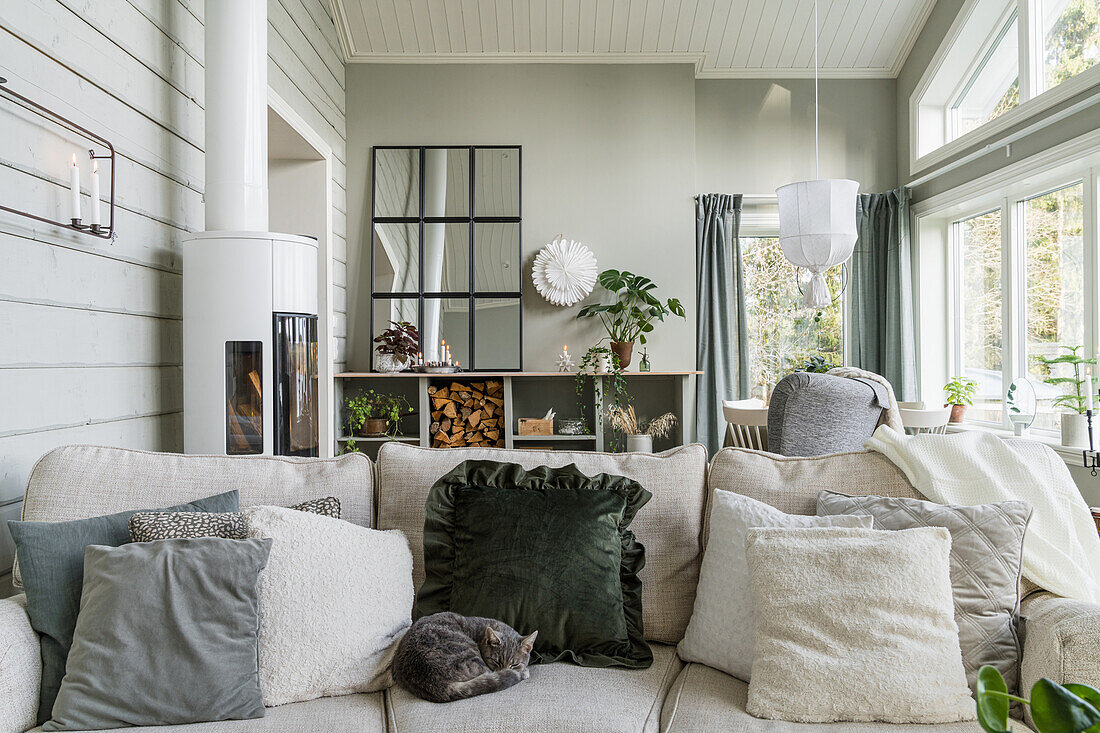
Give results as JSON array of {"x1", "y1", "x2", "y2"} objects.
[
  {"x1": 695, "y1": 194, "x2": 748, "y2": 456},
  {"x1": 849, "y1": 188, "x2": 917, "y2": 401}
]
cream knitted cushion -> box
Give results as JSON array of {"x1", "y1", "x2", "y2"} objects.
[
  {"x1": 677, "y1": 490, "x2": 871, "y2": 681},
  {"x1": 745, "y1": 526, "x2": 975, "y2": 724}
]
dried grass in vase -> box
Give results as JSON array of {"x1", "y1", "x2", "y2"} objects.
[{"x1": 607, "y1": 404, "x2": 678, "y2": 438}]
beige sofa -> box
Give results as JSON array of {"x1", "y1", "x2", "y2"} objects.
[{"x1": 2, "y1": 441, "x2": 1093, "y2": 732}]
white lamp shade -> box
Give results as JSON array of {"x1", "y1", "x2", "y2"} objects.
[{"x1": 776, "y1": 179, "x2": 859, "y2": 308}]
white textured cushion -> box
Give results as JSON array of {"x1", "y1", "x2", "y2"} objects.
[
  {"x1": 243, "y1": 506, "x2": 413, "y2": 707},
  {"x1": 677, "y1": 490, "x2": 871, "y2": 681},
  {"x1": 744, "y1": 526, "x2": 975, "y2": 724}
]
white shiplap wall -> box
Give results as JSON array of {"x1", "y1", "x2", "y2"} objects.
[{"x1": 0, "y1": 0, "x2": 347, "y2": 596}]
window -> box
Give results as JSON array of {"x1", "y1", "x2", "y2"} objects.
[
  {"x1": 913, "y1": 0, "x2": 1100, "y2": 165},
  {"x1": 742, "y1": 236, "x2": 844, "y2": 400},
  {"x1": 957, "y1": 211, "x2": 1004, "y2": 423},
  {"x1": 1024, "y1": 182, "x2": 1085, "y2": 430}
]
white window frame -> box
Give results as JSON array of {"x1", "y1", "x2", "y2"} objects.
[{"x1": 910, "y1": 0, "x2": 1100, "y2": 176}]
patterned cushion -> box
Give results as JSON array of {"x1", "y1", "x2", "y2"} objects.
[
  {"x1": 128, "y1": 497, "x2": 343, "y2": 542},
  {"x1": 817, "y1": 490, "x2": 1032, "y2": 696}
]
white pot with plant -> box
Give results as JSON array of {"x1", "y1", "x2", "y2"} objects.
[
  {"x1": 607, "y1": 405, "x2": 677, "y2": 453},
  {"x1": 373, "y1": 321, "x2": 419, "y2": 373},
  {"x1": 943, "y1": 376, "x2": 979, "y2": 423},
  {"x1": 1034, "y1": 345, "x2": 1097, "y2": 448}
]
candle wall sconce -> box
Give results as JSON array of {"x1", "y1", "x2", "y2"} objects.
[
  {"x1": 0, "y1": 77, "x2": 116, "y2": 241},
  {"x1": 1086, "y1": 408, "x2": 1099, "y2": 477}
]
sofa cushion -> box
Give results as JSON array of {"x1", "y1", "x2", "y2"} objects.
[
  {"x1": 386, "y1": 642, "x2": 682, "y2": 733},
  {"x1": 660, "y1": 663, "x2": 1034, "y2": 732},
  {"x1": 707, "y1": 447, "x2": 919, "y2": 521},
  {"x1": 376, "y1": 442, "x2": 708, "y2": 644},
  {"x1": 29, "y1": 693, "x2": 387, "y2": 733}
]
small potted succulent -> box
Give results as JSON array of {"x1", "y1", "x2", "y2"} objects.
[
  {"x1": 944, "y1": 376, "x2": 979, "y2": 423},
  {"x1": 373, "y1": 321, "x2": 419, "y2": 373},
  {"x1": 576, "y1": 270, "x2": 684, "y2": 369},
  {"x1": 344, "y1": 390, "x2": 413, "y2": 449},
  {"x1": 1033, "y1": 345, "x2": 1097, "y2": 448}
]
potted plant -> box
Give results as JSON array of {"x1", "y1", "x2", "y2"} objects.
[
  {"x1": 1033, "y1": 345, "x2": 1097, "y2": 448},
  {"x1": 607, "y1": 405, "x2": 678, "y2": 453},
  {"x1": 944, "y1": 376, "x2": 979, "y2": 423},
  {"x1": 576, "y1": 269, "x2": 685, "y2": 369},
  {"x1": 975, "y1": 664, "x2": 1100, "y2": 733},
  {"x1": 373, "y1": 321, "x2": 419, "y2": 373},
  {"x1": 575, "y1": 345, "x2": 629, "y2": 451},
  {"x1": 343, "y1": 390, "x2": 413, "y2": 451},
  {"x1": 798, "y1": 354, "x2": 838, "y2": 373}
]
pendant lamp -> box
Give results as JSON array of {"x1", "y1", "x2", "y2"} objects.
[{"x1": 776, "y1": 0, "x2": 859, "y2": 310}]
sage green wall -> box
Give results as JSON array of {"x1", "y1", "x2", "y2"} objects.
[{"x1": 695, "y1": 78, "x2": 899, "y2": 195}]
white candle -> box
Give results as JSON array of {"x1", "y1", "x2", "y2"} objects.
[
  {"x1": 89, "y1": 161, "x2": 101, "y2": 227},
  {"x1": 69, "y1": 154, "x2": 81, "y2": 222},
  {"x1": 1089, "y1": 368, "x2": 1095, "y2": 412}
]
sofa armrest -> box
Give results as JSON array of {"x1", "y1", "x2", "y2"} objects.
[
  {"x1": 0, "y1": 595, "x2": 39, "y2": 733},
  {"x1": 1020, "y1": 591, "x2": 1100, "y2": 725}
]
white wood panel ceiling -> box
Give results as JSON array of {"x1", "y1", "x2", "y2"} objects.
[{"x1": 329, "y1": 0, "x2": 936, "y2": 78}]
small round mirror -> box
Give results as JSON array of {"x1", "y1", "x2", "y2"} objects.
[{"x1": 1006, "y1": 378, "x2": 1038, "y2": 435}]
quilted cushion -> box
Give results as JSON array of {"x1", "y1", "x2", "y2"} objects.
[{"x1": 818, "y1": 490, "x2": 1031, "y2": 695}]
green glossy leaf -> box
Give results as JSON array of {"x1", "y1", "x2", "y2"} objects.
[
  {"x1": 1031, "y1": 678, "x2": 1100, "y2": 733},
  {"x1": 976, "y1": 665, "x2": 1012, "y2": 733}
]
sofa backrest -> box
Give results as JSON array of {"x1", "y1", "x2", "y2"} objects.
[
  {"x1": 22, "y1": 445, "x2": 374, "y2": 526},
  {"x1": 708, "y1": 447, "x2": 920, "y2": 521},
  {"x1": 374, "y1": 441, "x2": 709, "y2": 645}
]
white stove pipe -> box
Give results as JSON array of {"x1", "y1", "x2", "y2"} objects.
[{"x1": 204, "y1": 0, "x2": 268, "y2": 231}]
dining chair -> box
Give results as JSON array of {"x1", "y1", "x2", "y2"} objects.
[
  {"x1": 899, "y1": 406, "x2": 952, "y2": 435},
  {"x1": 722, "y1": 398, "x2": 769, "y2": 451}
]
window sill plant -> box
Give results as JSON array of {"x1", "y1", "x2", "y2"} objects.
[
  {"x1": 343, "y1": 390, "x2": 413, "y2": 452},
  {"x1": 373, "y1": 320, "x2": 419, "y2": 373},
  {"x1": 576, "y1": 269, "x2": 684, "y2": 369},
  {"x1": 1033, "y1": 345, "x2": 1097, "y2": 448},
  {"x1": 976, "y1": 664, "x2": 1100, "y2": 733},
  {"x1": 944, "y1": 376, "x2": 979, "y2": 423}
]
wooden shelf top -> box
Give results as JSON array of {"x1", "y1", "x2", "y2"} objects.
[{"x1": 336, "y1": 370, "x2": 702, "y2": 378}]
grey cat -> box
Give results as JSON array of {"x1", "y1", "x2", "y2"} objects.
[{"x1": 392, "y1": 612, "x2": 538, "y2": 703}]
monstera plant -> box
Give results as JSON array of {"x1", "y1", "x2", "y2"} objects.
[
  {"x1": 576, "y1": 269, "x2": 684, "y2": 369},
  {"x1": 976, "y1": 665, "x2": 1100, "y2": 733}
]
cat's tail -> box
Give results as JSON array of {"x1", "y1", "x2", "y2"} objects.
[{"x1": 444, "y1": 669, "x2": 524, "y2": 702}]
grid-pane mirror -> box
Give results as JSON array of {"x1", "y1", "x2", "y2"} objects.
[{"x1": 370, "y1": 146, "x2": 522, "y2": 371}]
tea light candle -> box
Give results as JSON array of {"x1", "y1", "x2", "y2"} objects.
[
  {"x1": 89, "y1": 161, "x2": 101, "y2": 227},
  {"x1": 69, "y1": 154, "x2": 81, "y2": 222}
]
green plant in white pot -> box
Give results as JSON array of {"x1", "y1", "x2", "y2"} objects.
[{"x1": 1033, "y1": 345, "x2": 1097, "y2": 448}]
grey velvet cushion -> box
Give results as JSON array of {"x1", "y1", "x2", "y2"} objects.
[
  {"x1": 817, "y1": 490, "x2": 1032, "y2": 695},
  {"x1": 44, "y1": 538, "x2": 272, "y2": 731},
  {"x1": 6, "y1": 490, "x2": 240, "y2": 725}
]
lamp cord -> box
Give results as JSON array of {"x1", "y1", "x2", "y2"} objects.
[{"x1": 814, "y1": 0, "x2": 819, "y2": 180}]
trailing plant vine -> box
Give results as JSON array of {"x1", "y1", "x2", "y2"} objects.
[{"x1": 574, "y1": 345, "x2": 630, "y2": 451}]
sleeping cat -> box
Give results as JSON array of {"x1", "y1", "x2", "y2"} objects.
[{"x1": 392, "y1": 612, "x2": 538, "y2": 703}]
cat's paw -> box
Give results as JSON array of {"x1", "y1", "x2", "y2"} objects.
[{"x1": 521, "y1": 667, "x2": 530, "y2": 681}]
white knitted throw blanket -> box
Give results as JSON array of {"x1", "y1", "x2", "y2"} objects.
[
  {"x1": 827, "y1": 367, "x2": 904, "y2": 433},
  {"x1": 867, "y1": 425, "x2": 1100, "y2": 603}
]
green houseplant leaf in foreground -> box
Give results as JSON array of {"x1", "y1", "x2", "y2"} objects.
[{"x1": 975, "y1": 665, "x2": 1100, "y2": 733}]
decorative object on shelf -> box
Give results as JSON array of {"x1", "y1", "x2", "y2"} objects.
[
  {"x1": 576, "y1": 269, "x2": 685, "y2": 369},
  {"x1": 1033, "y1": 345, "x2": 1097, "y2": 448},
  {"x1": 575, "y1": 345, "x2": 629, "y2": 451},
  {"x1": 532, "y1": 236, "x2": 598, "y2": 306},
  {"x1": 975, "y1": 663, "x2": 1100, "y2": 733},
  {"x1": 428, "y1": 381, "x2": 505, "y2": 448},
  {"x1": 373, "y1": 321, "x2": 419, "y2": 373},
  {"x1": 608, "y1": 405, "x2": 677, "y2": 454},
  {"x1": 943, "y1": 376, "x2": 979, "y2": 423},
  {"x1": 517, "y1": 411, "x2": 554, "y2": 436},
  {"x1": 412, "y1": 364, "x2": 459, "y2": 374},
  {"x1": 1006, "y1": 378, "x2": 1038, "y2": 437},
  {"x1": 343, "y1": 390, "x2": 413, "y2": 452},
  {"x1": 638, "y1": 349, "x2": 651, "y2": 372},
  {"x1": 774, "y1": 0, "x2": 858, "y2": 310},
  {"x1": 0, "y1": 77, "x2": 117, "y2": 241},
  {"x1": 556, "y1": 344, "x2": 575, "y2": 372},
  {"x1": 558, "y1": 417, "x2": 586, "y2": 435}
]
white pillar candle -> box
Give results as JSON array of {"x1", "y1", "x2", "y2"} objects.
[
  {"x1": 69, "y1": 154, "x2": 81, "y2": 222},
  {"x1": 89, "y1": 161, "x2": 101, "y2": 227}
]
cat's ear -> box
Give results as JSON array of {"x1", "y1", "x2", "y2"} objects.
[
  {"x1": 484, "y1": 626, "x2": 501, "y2": 646},
  {"x1": 520, "y1": 631, "x2": 538, "y2": 653}
]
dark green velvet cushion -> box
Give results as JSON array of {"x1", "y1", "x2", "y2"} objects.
[
  {"x1": 415, "y1": 460, "x2": 653, "y2": 668},
  {"x1": 7, "y1": 490, "x2": 240, "y2": 724}
]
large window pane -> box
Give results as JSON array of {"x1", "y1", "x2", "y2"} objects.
[
  {"x1": 951, "y1": 14, "x2": 1020, "y2": 138},
  {"x1": 742, "y1": 237, "x2": 843, "y2": 401},
  {"x1": 1025, "y1": 182, "x2": 1085, "y2": 431},
  {"x1": 1043, "y1": 0, "x2": 1100, "y2": 90},
  {"x1": 958, "y1": 211, "x2": 1003, "y2": 423}
]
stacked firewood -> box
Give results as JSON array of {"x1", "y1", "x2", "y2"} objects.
[{"x1": 428, "y1": 381, "x2": 505, "y2": 448}]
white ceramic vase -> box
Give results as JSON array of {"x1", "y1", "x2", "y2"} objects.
[
  {"x1": 376, "y1": 353, "x2": 411, "y2": 373},
  {"x1": 626, "y1": 434, "x2": 653, "y2": 453},
  {"x1": 1062, "y1": 412, "x2": 1092, "y2": 448}
]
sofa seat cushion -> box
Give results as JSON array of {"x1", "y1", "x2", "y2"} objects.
[
  {"x1": 660, "y1": 664, "x2": 1034, "y2": 732},
  {"x1": 376, "y1": 443, "x2": 708, "y2": 644},
  {"x1": 30, "y1": 693, "x2": 387, "y2": 733},
  {"x1": 385, "y1": 642, "x2": 683, "y2": 733}
]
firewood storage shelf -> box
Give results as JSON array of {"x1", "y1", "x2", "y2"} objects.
[{"x1": 334, "y1": 371, "x2": 700, "y2": 456}]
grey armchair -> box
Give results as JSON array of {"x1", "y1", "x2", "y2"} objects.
[{"x1": 767, "y1": 372, "x2": 887, "y2": 456}]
